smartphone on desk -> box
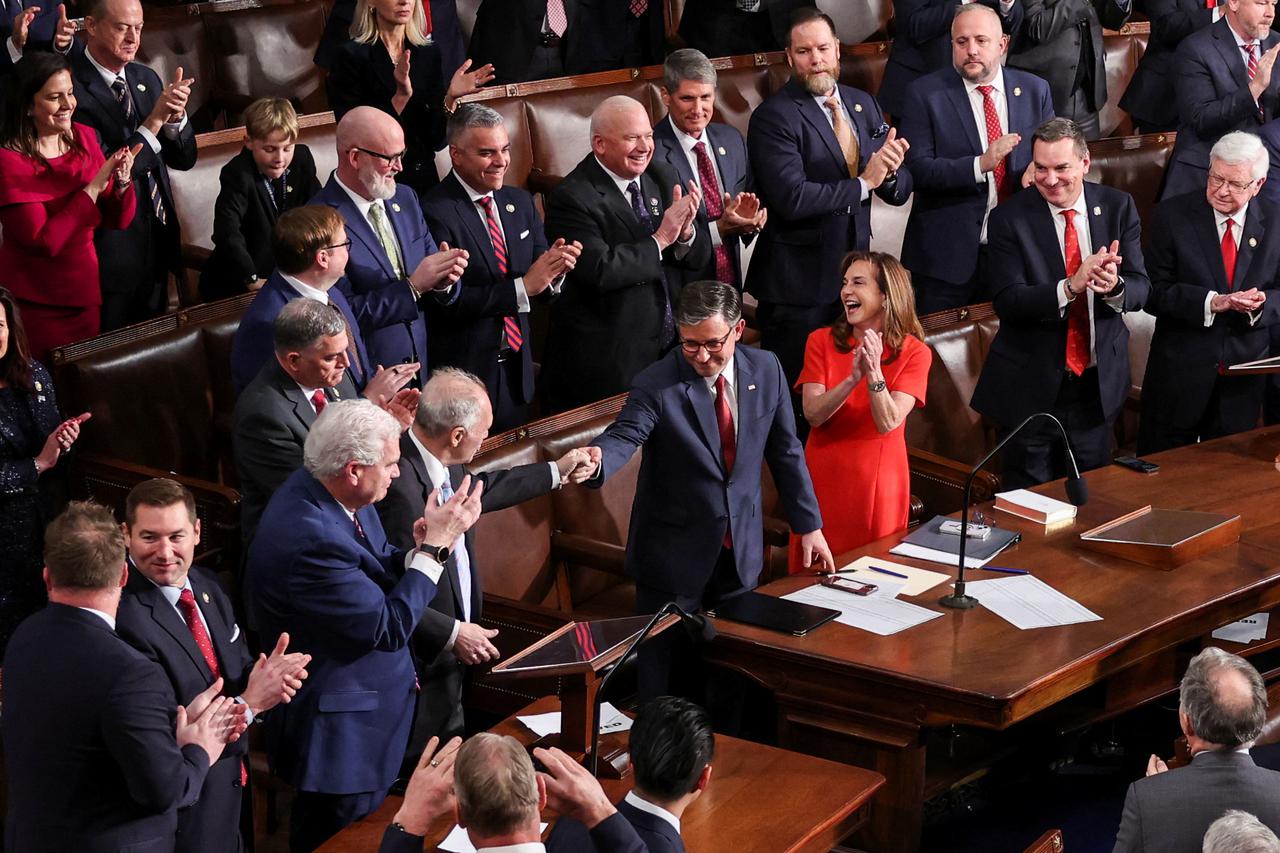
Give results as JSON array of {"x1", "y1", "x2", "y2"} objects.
[
  {"x1": 1114, "y1": 455, "x2": 1159, "y2": 474},
  {"x1": 821, "y1": 576, "x2": 877, "y2": 596}
]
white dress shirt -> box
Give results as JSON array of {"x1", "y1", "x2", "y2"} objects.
[
  {"x1": 624, "y1": 790, "x2": 682, "y2": 834},
  {"x1": 476, "y1": 844, "x2": 545, "y2": 853},
  {"x1": 1206, "y1": 204, "x2": 1262, "y2": 327},
  {"x1": 83, "y1": 47, "x2": 188, "y2": 154},
  {"x1": 595, "y1": 158, "x2": 696, "y2": 261},
  {"x1": 1049, "y1": 193, "x2": 1127, "y2": 367},
  {"x1": 963, "y1": 67, "x2": 1009, "y2": 242},
  {"x1": 454, "y1": 173, "x2": 564, "y2": 310},
  {"x1": 78, "y1": 606, "x2": 116, "y2": 630},
  {"x1": 668, "y1": 116, "x2": 727, "y2": 249},
  {"x1": 282, "y1": 272, "x2": 330, "y2": 305},
  {"x1": 811, "y1": 89, "x2": 871, "y2": 203}
]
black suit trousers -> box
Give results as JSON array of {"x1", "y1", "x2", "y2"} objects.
[{"x1": 999, "y1": 368, "x2": 1114, "y2": 489}]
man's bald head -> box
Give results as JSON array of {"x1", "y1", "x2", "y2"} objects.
[
  {"x1": 1179, "y1": 647, "x2": 1267, "y2": 749},
  {"x1": 590, "y1": 96, "x2": 654, "y2": 180},
  {"x1": 335, "y1": 106, "x2": 405, "y2": 201},
  {"x1": 85, "y1": 0, "x2": 145, "y2": 72}
]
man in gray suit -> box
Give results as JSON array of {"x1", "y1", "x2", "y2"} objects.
[
  {"x1": 1112, "y1": 647, "x2": 1280, "y2": 852},
  {"x1": 232, "y1": 299, "x2": 416, "y2": 546}
]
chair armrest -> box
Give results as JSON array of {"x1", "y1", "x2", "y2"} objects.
[
  {"x1": 762, "y1": 515, "x2": 790, "y2": 548},
  {"x1": 909, "y1": 494, "x2": 924, "y2": 525},
  {"x1": 182, "y1": 244, "x2": 212, "y2": 272},
  {"x1": 908, "y1": 447, "x2": 1000, "y2": 517},
  {"x1": 550, "y1": 530, "x2": 626, "y2": 577}
]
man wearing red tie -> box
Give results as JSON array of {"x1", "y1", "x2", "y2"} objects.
[
  {"x1": 1139, "y1": 132, "x2": 1280, "y2": 454},
  {"x1": 971, "y1": 118, "x2": 1150, "y2": 488}
]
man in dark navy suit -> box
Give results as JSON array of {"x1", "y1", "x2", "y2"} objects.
[
  {"x1": 746, "y1": 8, "x2": 912, "y2": 398},
  {"x1": 422, "y1": 105, "x2": 582, "y2": 431},
  {"x1": 1120, "y1": 0, "x2": 1217, "y2": 133},
  {"x1": 899, "y1": 3, "x2": 1054, "y2": 314},
  {"x1": 3, "y1": 502, "x2": 245, "y2": 853},
  {"x1": 1, "y1": 1, "x2": 74, "y2": 74},
  {"x1": 971, "y1": 118, "x2": 1150, "y2": 488},
  {"x1": 71, "y1": 0, "x2": 198, "y2": 330},
  {"x1": 117, "y1": 478, "x2": 311, "y2": 853},
  {"x1": 248, "y1": 399, "x2": 482, "y2": 852},
  {"x1": 880, "y1": 0, "x2": 1023, "y2": 119},
  {"x1": 546, "y1": 696, "x2": 715, "y2": 853},
  {"x1": 1163, "y1": 0, "x2": 1280, "y2": 199},
  {"x1": 653, "y1": 49, "x2": 765, "y2": 292},
  {"x1": 313, "y1": 107, "x2": 469, "y2": 390},
  {"x1": 1139, "y1": 132, "x2": 1280, "y2": 454}
]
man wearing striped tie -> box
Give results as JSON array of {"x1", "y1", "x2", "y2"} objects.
[{"x1": 422, "y1": 104, "x2": 582, "y2": 432}]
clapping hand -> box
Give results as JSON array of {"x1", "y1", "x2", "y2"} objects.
[
  {"x1": 718, "y1": 192, "x2": 767, "y2": 237},
  {"x1": 446, "y1": 59, "x2": 497, "y2": 105},
  {"x1": 53, "y1": 5, "x2": 74, "y2": 52},
  {"x1": 175, "y1": 678, "x2": 249, "y2": 766},
  {"x1": 413, "y1": 474, "x2": 484, "y2": 549},
  {"x1": 10, "y1": 6, "x2": 38, "y2": 52},
  {"x1": 36, "y1": 412, "x2": 90, "y2": 473},
  {"x1": 239, "y1": 633, "x2": 311, "y2": 716},
  {"x1": 524, "y1": 238, "x2": 583, "y2": 296},
  {"x1": 410, "y1": 243, "x2": 469, "y2": 294}
]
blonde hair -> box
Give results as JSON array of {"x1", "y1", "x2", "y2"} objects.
[
  {"x1": 831, "y1": 251, "x2": 924, "y2": 355},
  {"x1": 349, "y1": 0, "x2": 429, "y2": 46},
  {"x1": 244, "y1": 97, "x2": 300, "y2": 141}
]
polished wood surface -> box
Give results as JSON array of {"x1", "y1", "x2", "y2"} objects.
[
  {"x1": 318, "y1": 696, "x2": 884, "y2": 853},
  {"x1": 703, "y1": 427, "x2": 1280, "y2": 852}
]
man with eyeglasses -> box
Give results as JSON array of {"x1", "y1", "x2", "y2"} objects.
[
  {"x1": 588, "y1": 279, "x2": 833, "y2": 700},
  {"x1": 313, "y1": 106, "x2": 471, "y2": 390},
  {"x1": 1138, "y1": 131, "x2": 1280, "y2": 453}
]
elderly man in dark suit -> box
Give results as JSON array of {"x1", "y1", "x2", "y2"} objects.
[
  {"x1": 376, "y1": 368, "x2": 593, "y2": 774},
  {"x1": 540, "y1": 95, "x2": 709, "y2": 413},
  {"x1": 899, "y1": 3, "x2": 1054, "y2": 314},
  {"x1": 880, "y1": 0, "x2": 1024, "y2": 118},
  {"x1": 1006, "y1": 0, "x2": 1130, "y2": 139},
  {"x1": 971, "y1": 118, "x2": 1150, "y2": 488},
  {"x1": 312, "y1": 107, "x2": 469, "y2": 389},
  {"x1": 3, "y1": 502, "x2": 245, "y2": 853},
  {"x1": 1139, "y1": 132, "x2": 1280, "y2": 454},
  {"x1": 117, "y1": 478, "x2": 310, "y2": 853},
  {"x1": 421, "y1": 105, "x2": 582, "y2": 432},
  {"x1": 746, "y1": 8, "x2": 912, "y2": 401},
  {"x1": 1119, "y1": 0, "x2": 1217, "y2": 133},
  {"x1": 1163, "y1": 0, "x2": 1280, "y2": 199},
  {"x1": 247, "y1": 399, "x2": 482, "y2": 852},
  {"x1": 653, "y1": 49, "x2": 765, "y2": 291},
  {"x1": 1113, "y1": 647, "x2": 1280, "y2": 852},
  {"x1": 71, "y1": 0, "x2": 197, "y2": 330}
]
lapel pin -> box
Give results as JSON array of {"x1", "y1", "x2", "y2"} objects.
[
  {"x1": 717, "y1": 145, "x2": 727, "y2": 156},
  {"x1": 391, "y1": 202, "x2": 401, "y2": 213},
  {"x1": 201, "y1": 591, "x2": 210, "y2": 603},
  {"x1": 285, "y1": 185, "x2": 293, "y2": 194},
  {"x1": 853, "y1": 103, "x2": 863, "y2": 112},
  {"x1": 1093, "y1": 206, "x2": 1102, "y2": 216},
  {"x1": 505, "y1": 203, "x2": 516, "y2": 213},
  {"x1": 649, "y1": 197, "x2": 659, "y2": 207},
  {"x1": 333, "y1": 388, "x2": 341, "y2": 398},
  {"x1": 136, "y1": 83, "x2": 146, "y2": 92},
  {"x1": 1250, "y1": 236, "x2": 1259, "y2": 247},
  {"x1": 748, "y1": 384, "x2": 757, "y2": 391},
  {"x1": 1013, "y1": 87, "x2": 1022, "y2": 97},
  {"x1": 34, "y1": 381, "x2": 42, "y2": 392}
]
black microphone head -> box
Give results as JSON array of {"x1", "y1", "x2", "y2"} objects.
[
  {"x1": 1066, "y1": 475, "x2": 1089, "y2": 506},
  {"x1": 674, "y1": 607, "x2": 717, "y2": 643}
]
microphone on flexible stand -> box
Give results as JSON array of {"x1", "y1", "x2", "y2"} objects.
[
  {"x1": 587, "y1": 602, "x2": 714, "y2": 775},
  {"x1": 939, "y1": 412, "x2": 1089, "y2": 610}
]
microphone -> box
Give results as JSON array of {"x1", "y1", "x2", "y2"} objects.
[
  {"x1": 939, "y1": 412, "x2": 1089, "y2": 610},
  {"x1": 587, "y1": 602, "x2": 710, "y2": 775}
]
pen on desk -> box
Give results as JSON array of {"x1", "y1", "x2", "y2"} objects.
[
  {"x1": 803, "y1": 569, "x2": 860, "y2": 577},
  {"x1": 867, "y1": 565, "x2": 909, "y2": 580},
  {"x1": 977, "y1": 566, "x2": 1029, "y2": 575}
]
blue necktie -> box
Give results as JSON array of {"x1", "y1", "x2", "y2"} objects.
[
  {"x1": 627, "y1": 181, "x2": 654, "y2": 232},
  {"x1": 438, "y1": 477, "x2": 472, "y2": 621}
]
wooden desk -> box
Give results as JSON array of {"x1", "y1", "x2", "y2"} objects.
[
  {"x1": 318, "y1": 696, "x2": 885, "y2": 852},
  {"x1": 703, "y1": 427, "x2": 1280, "y2": 853}
]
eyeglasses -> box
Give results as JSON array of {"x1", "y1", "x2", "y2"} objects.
[
  {"x1": 353, "y1": 146, "x2": 407, "y2": 165},
  {"x1": 1207, "y1": 173, "x2": 1256, "y2": 193},
  {"x1": 323, "y1": 239, "x2": 352, "y2": 251},
  {"x1": 679, "y1": 330, "x2": 734, "y2": 354}
]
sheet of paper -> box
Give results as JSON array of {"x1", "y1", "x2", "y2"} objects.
[
  {"x1": 963, "y1": 575, "x2": 1102, "y2": 630},
  {"x1": 995, "y1": 488, "x2": 1075, "y2": 516},
  {"x1": 834, "y1": 555, "x2": 951, "y2": 597},
  {"x1": 781, "y1": 584, "x2": 943, "y2": 636},
  {"x1": 439, "y1": 823, "x2": 549, "y2": 853},
  {"x1": 516, "y1": 702, "x2": 633, "y2": 739},
  {"x1": 1212, "y1": 612, "x2": 1270, "y2": 644},
  {"x1": 889, "y1": 541, "x2": 995, "y2": 569}
]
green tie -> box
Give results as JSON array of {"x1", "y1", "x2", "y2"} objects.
[{"x1": 367, "y1": 202, "x2": 405, "y2": 278}]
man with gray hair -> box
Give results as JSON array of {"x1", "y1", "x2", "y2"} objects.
[
  {"x1": 1204, "y1": 810, "x2": 1280, "y2": 853},
  {"x1": 653, "y1": 49, "x2": 764, "y2": 291},
  {"x1": 422, "y1": 104, "x2": 583, "y2": 431},
  {"x1": 541, "y1": 94, "x2": 709, "y2": 412},
  {"x1": 247, "y1": 399, "x2": 483, "y2": 851},
  {"x1": 376, "y1": 366, "x2": 596, "y2": 777},
  {"x1": 1138, "y1": 130, "x2": 1280, "y2": 454},
  {"x1": 1113, "y1": 647, "x2": 1280, "y2": 852},
  {"x1": 233, "y1": 298, "x2": 420, "y2": 546}
]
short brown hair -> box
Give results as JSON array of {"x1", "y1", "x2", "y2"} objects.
[
  {"x1": 44, "y1": 502, "x2": 125, "y2": 590},
  {"x1": 244, "y1": 97, "x2": 299, "y2": 141},
  {"x1": 786, "y1": 7, "x2": 838, "y2": 47},
  {"x1": 455, "y1": 734, "x2": 540, "y2": 836},
  {"x1": 273, "y1": 205, "x2": 345, "y2": 275},
  {"x1": 831, "y1": 251, "x2": 924, "y2": 355},
  {"x1": 125, "y1": 478, "x2": 197, "y2": 527},
  {"x1": 1032, "y1": 117, "x2": 1088, "y2": 159}
]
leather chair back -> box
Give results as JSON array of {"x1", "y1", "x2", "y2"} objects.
[
  {"x1": 470, "y1": 439, "x2": 560, "y2": 606},
  {"x1": 136, "y1": 15, "x2": 218, "y2": 132},
  {"x1": 1086, "y1": 132, "x2": 1176, "y2": 236},
  {"x1": 1102, "y1": 28, "x2": 1149, "y2": 138}
]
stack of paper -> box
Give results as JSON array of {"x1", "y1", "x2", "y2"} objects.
[
  {"x1": 994, "y1": 489, "x2": 1078, "y2": 524},
  {"x1": 963, "y1": 575, "x2": 1101, "y2": 629},
  {"x1": 1212, "y1": 613, "x2": 1270, "y2": 645},
  {"x1": 516, "y1": 703, "x2": 632, "y2": 738},
  {"x1": 781, "y1": 584, "x2": 943, "y2": 636},
  {"x1": 833, "y1": 556, "x2": 950, "y2": 597}
]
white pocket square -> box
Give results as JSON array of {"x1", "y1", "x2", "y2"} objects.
[
  {"x1": 519, "y1": 229, "x2": 530, "y2": 240},
  {"x1": 230, "y1": 624, "x2": 241, "y2": 642}
]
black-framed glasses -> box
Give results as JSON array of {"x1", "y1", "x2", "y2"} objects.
[
  {"x1": 679, "y1": 330, "x2": 734, "y2": 354},
  {"x1": 353, "y1": 146, "x2": 407, "y2": 165},
  {"x1": 323, "y1": 239, "x2": 352, "y2": 251}
]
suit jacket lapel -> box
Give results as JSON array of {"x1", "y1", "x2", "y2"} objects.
[
  {"x1": 1235, "y1": 203, "x2": 1265, "y2": 287},
  {"x1": 1084, "y1": 185, "x2": 1111, "y2": 254},
  {"x1": 1005, "y1": 72, "x2": 1032, "y2": 139},
  {"x1": 1194, "y1": 199, "x2": 1231, "y2": 291},
  {"x1": 792, "y1": 81, "x2": 848, "y2": 172},
  {"x1": 707, "y1": 124, "x2": 739, "y2": 195},
  {"x1": 1033, "y1": 197, "x2": 1068, "y2": 281},
  {"x1": 586, "y1": 159, "x2": 651, "y2": 240},
  {"x1": 447, "y1": 464, "x2": 474, "y2": 614},
  {"x1": 285, "y1": 380, "x2": 320, "y2": 430},
  {"x1": 684, "y1": 368, "x2": 724, "y2": 471},
  {"x1": 1214, "y1": 22, "x2": 1252, "y2": 97},
  {"x1": 495, "y1": 187, "x2": 529, "y2": 271},
  {"x1": 384, "y1": 199, "x2": 416, "y2": 271},
  {"x1": 657, "y1": 121, "x2": 699, "y2": 192},
  {"x1": 944, "y1": 76, "x2": 984, "y2": 158},
  {"x1": 254, "y1": 176, "x2": 279, "y2": 225},
  {"x1": 190, "y1": 573, "x2": 235, "y2": 678},
  {"x1": 339, "y1": 192, "x2": 397, "y2": 279},
  {"x1": 135, "y1": 569, "x2": 217, "y2": 681},
  {"x1": 451, "y1": 175, "x2": 500, "y2": 278},
  {"x1": 75, "y1": 56, "x2": 129, "y2": 131}
]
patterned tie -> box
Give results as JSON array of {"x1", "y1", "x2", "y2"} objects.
[
  {"x1": 367, "y1": 202, "x2": 405, "y2": 278},
  {"x1": 1222, "y1": 217, "x2": 1238, "y2": 290},
  {"x1": 1245, "y1": 44, "x2": 1266, "y2": 122},
  {"x1": 477, "y1": 196, "x2": 523, "y2": 351},
  {"x1": 438, "y1": 478, "x2": 472, "y2": 621},
  {"x1": 626, "y1": 181, "x2": 653, "y2": 231},
  {"x1": 737, "y1": 0, "x2": 761, "y2": 9},
  {"x1": 629, "y1": 0, "x2": 647, "y2": 17},
  {"x1": 824, "y1": 96, "x2": 860, "y2": 179},
  {"x1": 113, "y1": 76, "x2": 168, "y2": 226},
  {"x1": 110, "y1": 76, "x2": 134, "y2": 121},
  {"x1": 176, "y1": 589, "x2": 247, "y2": 786},
  {"x1": 353, "y1": 512, "x2": 367, "y2": 540},
  {"x1": 311, "y1": 388, "x2": 327, "y2": 414},
  {"x1": 546, "y1": 0, "x2": 567, "y2": 36},
  {"x1": 714, "y1": 374, "x2": 736, "y2": 548},
  {"x1": 693, "y1": 141, "x2": 736, "y2": 285},
  {"x1": 977, "y1": 84, "x2": 1011, "y2": 201},
  {"x1": 1062, "y1": 210, "x2": 1090, "y2": 376}
]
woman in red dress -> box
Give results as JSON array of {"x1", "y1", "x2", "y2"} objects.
[
  {"x1": 0, "y1": 52, "x2": 138, "y2": 363},
  {"x1": 789, "y1": 251, "x2": 933, "y2": 572}
]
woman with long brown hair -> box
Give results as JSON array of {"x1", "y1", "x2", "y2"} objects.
[{"x1": 789, "y1": 251, "x2": 933, "y2": 572}]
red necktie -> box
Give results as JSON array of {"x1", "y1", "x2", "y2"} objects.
[
  {"x1": 714, "y1": 374, "x2": 736, "y2": 548},
  {"x1": 977, "y1": 85, "x2": 1011, "y2": 201},
  {"x1": 177, "y1": 590, "x2": 248, "y2": 786},
  {"x1": 1222, "y1": 217, "x2": 1238, "y2": 290},
  {"x1": 1062, "y1": 210, "x2": 1090, "y2": 376},
  {"x1": 629, "y1": 0, "x2": 647, "y2": 16},
  {"x1": 311, "y1": 389, "x2": 326, "y2": 414},
  {"x1": 1245, "y1": 44, "x2": 1266, "y2": 122},
  {"x1": 693, "y1": 141, "x2": 736, "y2": 286},
  {"x1": 479, "y1": 197, "x2": 524, "y2": 351}
]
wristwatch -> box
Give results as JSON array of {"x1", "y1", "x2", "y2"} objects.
[
  {"x1": 869, "y1": 379, "x2": 887, "y2": 393},
  {"x1": 420, "y1": 544, "x2": 451, "y2": 563}
]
